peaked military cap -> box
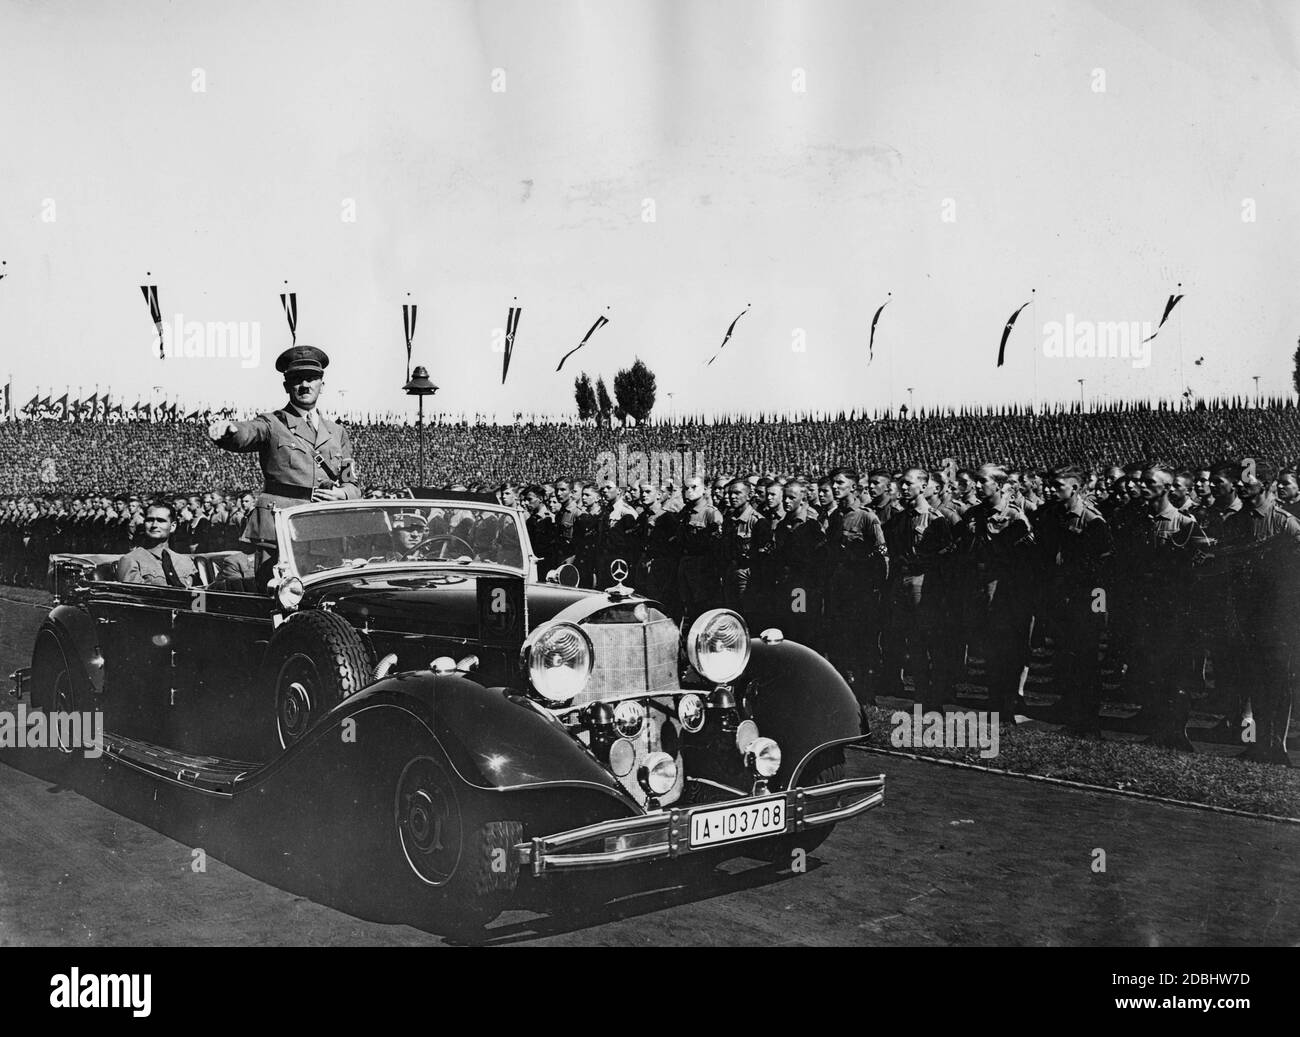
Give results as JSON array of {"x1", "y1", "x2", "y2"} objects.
[{"x1": 275, "y1": 345, "x2": 329, "y2": 377}]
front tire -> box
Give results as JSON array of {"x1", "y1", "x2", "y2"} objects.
[
  {"x1": 262, "y1": 611, "x2": 373, "y2": 749},
  {"x1": 752, "y1": 752, "x2": 845, "y2": 863},
  {"x1": 394, "y1": 754, "x2": 523, "y2": 928}
]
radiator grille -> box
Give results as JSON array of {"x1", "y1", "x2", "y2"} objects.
[{"x1": 574, "y1": 607, "x2": 680, "y2": 707}]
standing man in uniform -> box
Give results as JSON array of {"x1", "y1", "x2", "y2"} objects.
[
  {"x1": 635, "y1": 481, "x2": 679, "y2": 613},
  {"x1": 1215, "y1": 459, "x2": 1300, "y2": 765},
  {"x1": 208, "y1": 346, "x2": 359, "y2": 579},
  {"x1": 721, "y1": 479, "x2": 761, "y2": 615},
  {"x1": 1039, "y1": 466, "x2": 1113, "y2": 735},
  {"x1": 523, "y1": 485, "x2": 555, "y2": 580},
  {"x1": 676, "y1": 475, "x2": 724, "y2": 632},
  {"x1": 771, "y1": 480, "x2": 825, "y2": 649},
  {"x1": 1114, "y1": 465, "x2": 1211, "y2": 750},
  {"x1": 882, "y1": 468, "x2": 955, "y2": 713},
  {"x1": 596, "y1": 481, "x2": 639, "y2": 585},
  {"x1": 960, "y1": 464, "x2": 1036, "y2": 722},
  {"x1": 1192, "y1": 460, "x2": 1245, "y2": 716},
  {"x1": 571, "y1": 483, "x2": 603, "y2": 588},
  {"x1": 825, "y1": 467, "x2": 888, "y2": 723},
  {"x1": 862, "y1": 468, "x2": 900, "y2": 690},
  {"x1": 553, "y1": 479, "x2": 581, "y2": 561}
]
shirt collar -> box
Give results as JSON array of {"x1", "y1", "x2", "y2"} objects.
[{"x1": 287, "y1": 403, "x2": 319, "y2": 427}]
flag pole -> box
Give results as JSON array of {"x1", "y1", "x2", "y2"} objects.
[{"x1": 1030, "y1": 288, "x2": 1037, "y2": 415}]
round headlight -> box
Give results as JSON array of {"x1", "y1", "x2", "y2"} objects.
[
  {"x1": 639, "y1": 751, "x2": 678, "y2": 796},
  {"x1": 523, "y1": 622, "x2": 593, "y2": 703},
  {"x1": 613, "y1": 699, "x2": 646, "y2": 738},
  {"x1": 735, "y1": 719, "x2": 759, "y2": 755},
  {"x1": 677, "y1": 693, "x2": 706, "y2": 733},
  {"x1": 277, "y1": 576, "x2": 304, "y2": 611},
  {"x1": 748, "y1": 736, "x2": 782, "y2": 778},
  {"x1": 686, "y1": 609, "x2": 751, "y2": 684}
]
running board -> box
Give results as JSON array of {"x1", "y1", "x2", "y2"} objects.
[{"x1": 103, "y1": 733, "x2": 258, "y2": 796}]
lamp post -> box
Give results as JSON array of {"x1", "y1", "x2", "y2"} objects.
[
  {"x1": 1253, "y1": 375, "x2": 1261, "y2": 406},
  {"x1": 676, "y1": 438, "x2": 691, "y2": 486},
  {"x1": 403, "y1": 366, "x2": 439, "y2": 488},
  {"x1": 906, "y1": 387, "x2": 914, "y2": 417},
  {"x1": 1078, "y1": 378, "x2": 1085, "y2": 408}
]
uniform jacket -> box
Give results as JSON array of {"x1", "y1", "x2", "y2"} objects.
[
  {"x1": 884, "y1": 498, "x2": 955, "y2": 580},
  {"x1": 825, "y1": 500, "x2": 888, "y2": 590},
  {"x1": 772, "y1": 510, "x2": 825, "y2": 589},
  {"x1": 677, "y1": 499, "x2": 723, "y2": 560},
  {"x1": 555, "y1": 501, "x2": 581, "y2": 551},
  {"x1": 1038, "y1": 497, "x2": 1113, "y2": 590},
  {"x1": 961, "y1": 496, "x2": 1034, "y2": 584},
  {"x1": 721, "y1": 504, "x2": 761, "y2": 572},
  {"x1": 1115, "y1": 501, "x2": 1209, "y2": 587},
  {"x1": 526, "y1": 510, "x2": 556, "y2": 566},
  {"x1": 217, "y1": 406, "x2": 359, "y2": 546},
  {"x1": 1218, "y1": 500, "x2": 1300, "y2": 641},
  {"x1": 116, "y1": 542, "x2": 199, "y2": 586}
]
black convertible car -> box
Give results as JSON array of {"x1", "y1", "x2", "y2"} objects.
[{"x1": 14, "y1": 498, "x2": 884, "y2": 926}]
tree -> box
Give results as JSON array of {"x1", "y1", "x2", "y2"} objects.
[
  {"x1": 613, "y1": 357, "x2": 657, "y2": 424},
  {"x1": 574, "y1": 372, "x2": 597, "y2": 422},
  {"x1": 595, "y1": 376, "x2": 613, "y2": 427}
]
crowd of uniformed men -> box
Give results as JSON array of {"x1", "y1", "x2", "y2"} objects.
[{"x1": 2, "y1": 457, "x2": 1298, "y2": 765}]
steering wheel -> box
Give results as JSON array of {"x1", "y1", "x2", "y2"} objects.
[{"x1": 411, "y1": 533, "x2": 476, "y2": 560}]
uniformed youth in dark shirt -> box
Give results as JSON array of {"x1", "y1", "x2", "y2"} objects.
[{"x1": 1039, "y1": 466, "x2": 1113, "y2": 734}]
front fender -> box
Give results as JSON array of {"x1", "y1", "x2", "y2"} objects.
[
  {"x1": 327, "y1": 671, "x2": 640, "y2": 810},
  {"x1": 38, "y1": 604, "x2": 104, "y2": 696},
  {"x1": 742, "y1": 639, "x2": 863, "y2": 787}
]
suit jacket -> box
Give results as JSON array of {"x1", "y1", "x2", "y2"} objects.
[{"x1": 217, "y1": 406, "x2": 360, "y2": 546}]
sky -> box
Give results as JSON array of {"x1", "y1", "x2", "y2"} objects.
[{"x1": 1, "y1": 0, "x2": 1298, "y2": 420}]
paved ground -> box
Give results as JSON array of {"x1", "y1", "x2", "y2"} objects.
[{"x1": 2, "y1": 590, "x2": 1296, "y2": 946}]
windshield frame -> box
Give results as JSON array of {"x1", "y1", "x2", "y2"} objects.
[{"x1": 274, "y1": 498, "x2": 534, "y2": 586}]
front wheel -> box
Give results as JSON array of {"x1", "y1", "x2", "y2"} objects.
[
  {"x1": 394, "y1": 754, "x2": 523, "y2": 929},
  {"x1": 261, "y1": 611, "x2": 373, "y2": 749},
  {"x1": 751, "y1": 753, "x2": 845, "y2": 864}
]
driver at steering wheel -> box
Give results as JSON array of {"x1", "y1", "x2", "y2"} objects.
[{"x1": 386, "y1": 511, "x2": 428, "y2": 561}]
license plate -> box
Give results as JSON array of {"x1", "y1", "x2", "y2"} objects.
[{"x1": 689, "y1": 796, "x2": 786, "y2": 848}]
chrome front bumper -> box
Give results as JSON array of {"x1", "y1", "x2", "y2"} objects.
[{"x1": 515, "y1": 774, "x2": 885, "y2": 877}]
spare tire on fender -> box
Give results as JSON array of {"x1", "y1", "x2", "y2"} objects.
[{"x1": 261, "y1": 611, "x2": 374, "y2": 750}]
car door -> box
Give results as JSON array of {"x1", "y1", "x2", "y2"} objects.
[
  {"x1": 169, "y1": 586, "x2": 276, "y2": 761},
  {"x1": 84, "y1": 580, "x2": 189, "y2": 743}
]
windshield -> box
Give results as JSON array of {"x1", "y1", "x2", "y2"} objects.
[{"x1": 285, "y1": 504, "x2": 526, "y2": 576}]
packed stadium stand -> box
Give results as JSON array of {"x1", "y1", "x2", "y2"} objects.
[{"x1": 1, "y1": 400, "x2": 1298, "y2": 494}]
